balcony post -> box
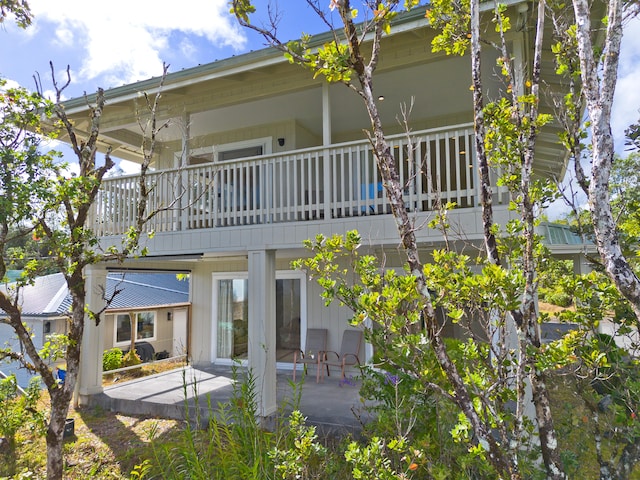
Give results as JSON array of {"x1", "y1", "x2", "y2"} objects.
[
  {"x1": 322, "y1": 83, "x2": 332, "y2": 219},
  {"x1": 247, "y1": 249, "x2": 277, "y2": 417},
  {"x1": 180, "y1": 112, "x2": 191, "y2": 231}
]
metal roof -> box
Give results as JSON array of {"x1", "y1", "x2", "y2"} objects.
[{"x1": 0, "y1": 272, "x2": 189, "y2": 318}]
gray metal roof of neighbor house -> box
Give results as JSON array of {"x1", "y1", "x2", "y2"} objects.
[{"x1": 0, "y1": 272, "x2": 190, "y2": 318}]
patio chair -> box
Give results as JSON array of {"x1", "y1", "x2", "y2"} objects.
[
  {"x1": 318, "y1": 329, "x2": 363, "y2": 382},
  {"x1": 292, "y1": 328, "x2": 328, "y2": 382}
]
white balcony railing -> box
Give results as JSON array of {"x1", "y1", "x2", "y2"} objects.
[{"x1": 93, "y1": 124, "x2": 508, "y2": 236}]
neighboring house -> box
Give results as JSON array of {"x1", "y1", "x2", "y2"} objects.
[
  {"x1": 0, "y1": 272, "x2": 190, "y2": 387},
  {"x1": 57, "y1": 5, "x2": 594, "y2": 414}
]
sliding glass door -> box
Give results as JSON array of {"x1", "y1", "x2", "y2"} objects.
[{"x1": 212, "y1": 272, "x2": 305, "y2": 364}]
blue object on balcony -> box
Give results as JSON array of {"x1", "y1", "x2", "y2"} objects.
[
  {"x1": 361, "y1": 182, "x2": 383, "y2": 213},
  {"x1": 57, "y1": 368, "x2": 66, "y2": 384}
]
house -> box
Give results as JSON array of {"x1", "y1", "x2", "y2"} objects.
[
  {"x1": 56, "y1": 5, "x2": 592, "y2": 415},
  {"x1": 0, "y1": 272, "x2": 190, "y2": 387}
]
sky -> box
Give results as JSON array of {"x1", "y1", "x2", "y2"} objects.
[{"x1": 0, "y1": 0, "x2": 639, "y2": 214}]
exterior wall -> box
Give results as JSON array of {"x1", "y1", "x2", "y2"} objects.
[
  {"x1": 294, "y1": 122, "x2": 321, "y2": 149},
  {"x1": 0, "y1": 316, "x2": 68, "y2": 387},
  {"x1": 99, "y1": 205, "x2": 515, "y2": 258},
  {"x1": 304, "y1": 265, "x2": 364, "y2": 362},
  {"x1": 103, "y1": 203, "x2": 517, "y2": 376}
]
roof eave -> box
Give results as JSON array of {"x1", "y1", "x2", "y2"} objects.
[{"x1": 61, "y1": 0, "x2": 528, "y2": 113}]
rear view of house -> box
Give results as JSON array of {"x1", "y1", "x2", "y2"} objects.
[{"x1": 55, "y1": 5, "x2": 590, "y2": 414}]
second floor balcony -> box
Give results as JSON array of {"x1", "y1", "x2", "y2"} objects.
[{"x1": 93, "y1": 123, "x2": 510, "y2": 238}]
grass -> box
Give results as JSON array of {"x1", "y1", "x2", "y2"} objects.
[
  {"x1": 2, "y1": 365, "x2": 347, "y2": 479},
  {"x1": 0, "y1": 360, "x2": 188, "y2": 479},
  {"x1": 2, "y1": 347, "x2": 639, "y2": 478},
  {"x1": 4, "y1": 398, "x2": 184, "y2": 479}
]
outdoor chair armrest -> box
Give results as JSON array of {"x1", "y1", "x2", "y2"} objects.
[
  {"x1": 322, "y1": 350, "x2": 340, "y2": 362},
  {"x1": 341, "y1": 353, "x2": 361, "y2": 366},
  {"x1": 293, "y1": 349, "x2": 323, "y2": 382}
]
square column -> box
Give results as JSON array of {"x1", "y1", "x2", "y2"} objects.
[
  {"x1": 76, "y1": 265, "x2": 107, "y2": 406},
  {"x1": 248, "y1": 249, "x2": 277, "y2": 417}
]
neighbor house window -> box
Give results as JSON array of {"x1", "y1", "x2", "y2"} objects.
[
  {"x1": 115, "y1": 312, "x2": 156, "y2": 345},
  {"x1": 136, "y1": 312, "x2": 155, "y2": 339}
]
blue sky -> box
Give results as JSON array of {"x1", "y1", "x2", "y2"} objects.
[
  {"x1": 0, "y1": 0, "x2": 329, "y2": 99},
  {"x1": 1, "y1": 0, "x2": 639, "y2": 203}
]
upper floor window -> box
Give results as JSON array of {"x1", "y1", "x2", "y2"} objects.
[{"x1": 187, "y1": 137, "x2": 272, "y2": 166}]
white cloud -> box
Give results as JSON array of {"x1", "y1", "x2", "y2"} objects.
[
  {"x1": 54, "y1": 26, "x2": 75, "y2": 47},
  {"x1": 180, "y1": 38, "x2": 198, "y2": 62},
  {"x1": 612, "y1": 16, "x2": 640, "y2": 152},
  {"x1": 27, "y1": 0, "x2": 247, "y2": 87},
  {"x1": 0, "y1": 79, "x2": 21, "y2": 90}
]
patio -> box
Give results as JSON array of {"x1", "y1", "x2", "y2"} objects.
[{"x1": 88, "y1": 365, "x2": 372, "y2": 436}]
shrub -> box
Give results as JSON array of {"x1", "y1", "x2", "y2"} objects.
[
  {"x1": 122, "y1": 350, "x2": 142, "y2": 368},
  {"x1": 102, "y1": 348, "x2": 124, "y2": 372},
  {"x1": 0, "y1": 375, "x2": 46, "y2": 477}
]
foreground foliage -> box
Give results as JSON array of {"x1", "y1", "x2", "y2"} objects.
[
  {"x1": 0, "y1": 68, "x2": 166, "y2": 479},
  {"x1": 0, "y1": 361, "x2": 636, "y2": 478},
  {"x1": 229, "y1": 0, "x2": 640, "y2": 477}
]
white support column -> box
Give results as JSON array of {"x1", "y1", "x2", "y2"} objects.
[
  {"x1": 572, "y1": 253, "x2": 591, "y2": 275},
  {"x1": 180, "y1": 112, "x2": 191, "y2": 230},
  {"x1": 322, "y1": 83, "x2": 332, "y2": 146},
  {"x1": 511, "y1": 23, "x2": 528, "y2": 96},
  {"x1": 247, "y1": 249, "x2": 277, "y2": 417},
  {"x1": 76, "y1": 265, "x2": 107, "y2": 406},
  {"x1": 180, "y1": 111, "x2": 190, "y2": 168},
  {"x1": 322, "y1": 83, "x2": 332, "y2": 220}
]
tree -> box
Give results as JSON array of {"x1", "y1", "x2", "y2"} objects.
[
  {"x1": 231, "y1": 0, "x2": 561, "y2": 477},
  {"x1": 233, "y1": 0, "x2": 639, "y2": 478},
  {"x1": 0, "y1": 65, "x2": 166, "y2": 479},
  {"x1": 0, "y1": 0, "x2": 31, "y2": 28},
  {"x1": 557, "y1": 0, "x2": 640, "y2": 326},
  {"x1": 566, "y1": 150, "x2": 640, "y2": 268}
]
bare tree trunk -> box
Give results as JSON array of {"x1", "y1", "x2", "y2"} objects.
[
  {"x1": 469, "y1": 0, "x2": 500, "y2": 268},
  {"x1": 353, "y1": 19, "x2": 521, "y2": 479},
  {"x1": 468, "y1": 0, "x2": 565, "y2": 475},
  {"x1": 573, "y1": 0, "x2": 640, "y2": 321},
  {"x1": 46, "y1": 393, "x2": 68, "y2": 479}
]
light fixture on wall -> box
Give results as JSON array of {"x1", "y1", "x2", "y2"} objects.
[
  {"x1": 167, "y1": 312, "x2": 173, "y2": 322},
  {"x1": 278, "y1": 138, "x2": 285, "y2": 147},
  {"x1": 377, "y1": 95, "x2": 385, "y2": 101}
]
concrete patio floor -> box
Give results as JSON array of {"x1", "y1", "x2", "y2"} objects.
[{"x1": 89, "y1": 365, "x2": 373, "y2": 436}]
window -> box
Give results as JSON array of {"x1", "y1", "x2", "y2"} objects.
[
  {"x1": 137, "y1": 312, "x2": 155, "y2": 339},
  {"x1": 219, "y1": 145, "x2": 263, "y2": 161},
  {"x1": 116, "y1": 315, "x2": 131, "y2": 343},
  {"x1": 185, "y1": 138, "x2": 272, "y2": 166},
  {"x1": 115, "y1": 312, "x2": 156, "y2": 345}
]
